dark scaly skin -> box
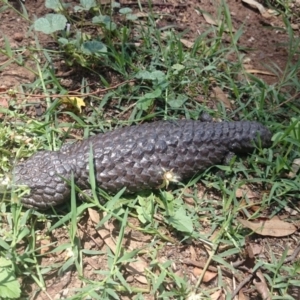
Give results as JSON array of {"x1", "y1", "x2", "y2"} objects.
[{"x1": 13, "y1": 120, "x2": 272, "y2": 209}]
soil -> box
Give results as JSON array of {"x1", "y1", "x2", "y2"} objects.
[{"x1": 0, "y1": 0, "x2": 299, "y2": 299}]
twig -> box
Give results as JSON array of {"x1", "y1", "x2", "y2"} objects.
[
  {"x1": 194, "y1": 244, "x2": 220, "y2": 290},
  {"x1": 0, "y1": 80, "x2": 135, "y2": 100},
  {"x1": 230, "y1": 243, "x2": 300, "y2": 299},
  {"x1": 120, "y1": 1, "x2": 187, "y2": 8},
  {"x1": 272, "y1": 92, "x2": 300, "y2": 110},
  {"x1": 231, "y1": 273, "x2": 254, "y2": 299},
  {"x1": 284, "y1": 243, "x2": 300, "y2": 263},
  {"x1": 232, "y1": 259, "x2": 245, "y2": 268},
  {"x1": 183, "y1": 259, "x2": 233, "y2": 278}
]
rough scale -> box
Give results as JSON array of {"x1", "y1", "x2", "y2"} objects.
[{"x1": 13, "y1": 120, "x2": 272, "y2": 209}]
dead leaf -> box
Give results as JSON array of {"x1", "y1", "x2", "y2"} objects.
[
  {"x1": 212, "y1": 86, "x2": 232, "y2": 109},
  {"x1": 211, "y1": 289, "x2": 223, "y2": 300},
  {"x1": 193, "y1": 267, "x2": 217, "y2": 282},
  {"x1": 236, "y1": 185, "x2": 257, "y2": 199},
  {"x1": 125, "y1": 259, "x2": 149, "y2": 284},
  {"x1": 288, "y1": 158, "x2": 300, "y2": 178},
  {"x1": 183, "y1": 188, "x2": 195, "y2": 205},
  {"x1": 202, "y1": 12, "x2": 218, "y2": 26},
  {"x1": 0, "y1": 86, "x2": 8, "y2": 93},
  {"x1": 261, "y1": 11, "x2": 272, "y2": 18},
  {"x1": 284, "y1": 206, "x2": 298, "y2": 216},
  {"x1": 238, "y1": 289, "x2": 249, "y2": 300},
  {"x1": 245, "y1": 69, "x2": 275, "y2": 76},
  {"x1": 0, "y1": 98, "x2": 9, "y2": 118},
  {"x1": 254, "y1": 270, "x2": 271, "y2": 300},
  {"x1": 199, "y1": 9, "x2": 236, "y2": 32},
  {"x1": 89, "y1": 208, "x2": 117, "y2": 253},
  {"x1": 88, "y1": 207, "x2": 100, "y2": 224},
  {"x1": 134, "y1": 12, "x2": 149, "y2": 18},
  {"x1": 248, "y1": 243, "x2": 263, "y2": 256},
  {"x1": 237, "y1": 216, "x2": 297, "y2": 237},
  {"x1": 180, "y1": 38, "x2": 194, "y2": 48},
  {"x1": 190, "y1": 245, "x2": 197, "y2": 261},
  {"x1": 60, "y1": 96, "x2": 86, "y2": 113},
  {"x1": 267, "y1": 9, "x2": 279, "y2": 16},
  {"x1": 0, "y1": 98, "x2": 8, "y2": 107},
  {"x1": 89, "y1": 208, "x2": 148, "y2": 284},
  {"x1": 241, "y1": 0, "x2": 266, "y2": 15},
  {"x1": 39, "y1": 239, "x2": 52, "y2": 255}
]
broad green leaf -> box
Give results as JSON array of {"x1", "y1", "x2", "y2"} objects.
[
  {"x1": 45, "y1": 0, "x2": 65, "y2": 11},
  {"x1": 135, "y1": 70, "x2": 166, "y2": 82},
  {"x1": 168, "y1": 94, "x2": 188, "y2": 108},
  {"x1": 136, "y1": 195, "x2": 153, "y2": 224},
  {"x1": 80, "y1": 0, "x2": 96, "y2": 9},
  {"x1": 81, "y1": 41, "x2": 107, "y2": 55},
  {"x1": 126, "y1": 14, "x2": 138, "y2": 21},
  {"x1": 168, "y1": 206, "x2": 193, "y2": 234},
  {"x1": 136, "y1": 98, "x2": 153, "y2": 111},
  {"x1": 93, "y1": 15, "x2": 111, "y2": 24},
  {"x1": 92, "y1": 15, "x2": 117, "y2": 31},
  {"x1": 57, "y1": 37, "x2": 69, "y2": 45},
  {"x1": 34, "y1": 14, "x2": 67, "y2": 34},
  {"x1": 0, "y1": 257, "x2": 21, "y2": 299},
  {"x1": 171, "y1": 63, "x2": 185, "y2": 75},
  {"x1": 143, "y1": 88, "x2": 162, "y2": 99},
  {"x1": 74, "y1": 0, "x2": 96, "y2": 12},
  {"x1": 119, "y1": 7, "x2": 132, "y2": 14},
  {"x1": 137, "y1": 88, "x2": 162, "y2": 111},
  {"x1": 112, "y1": 2, "x2": 120, "y2": 8}
]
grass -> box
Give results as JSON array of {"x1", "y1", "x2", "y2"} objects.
[{"x1": 0, "y1": 0, "x2": 300, "y2": 299}]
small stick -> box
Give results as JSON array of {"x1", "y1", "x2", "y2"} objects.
[
  {"x1": 0, "y1": 80, "x2": 135, "y2": 100},
  {"x1": 231, "y1": 273, "x2": 254, "y2": 299}
]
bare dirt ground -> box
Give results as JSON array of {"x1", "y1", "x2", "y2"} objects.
[
  {"x1": 1, "y1": 0, "x2": 297, "y2": 89},
  {"x1": 0, "y1": 0, "x2": 299, "y2": 299}
]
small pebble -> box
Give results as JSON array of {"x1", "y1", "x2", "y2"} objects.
[{"x1": 13, "y1": 33, "x2": 23, "y2": 42}]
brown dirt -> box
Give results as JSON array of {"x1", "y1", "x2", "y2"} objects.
[
  {"x1": 1, "y1": 0, "x2": 297, "y2": 89},
  {"x1": 0, "y1": 0, "x2": 299, "y2": 299}
]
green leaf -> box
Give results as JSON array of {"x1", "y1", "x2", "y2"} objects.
[
  {"x1": 137, "y1": 88, "x2": 161, "y2": 111},
  {"x1": 126, "y1": 13, "x2": 138, "y2": 21},
  {"x1": 136, "y1": 99, "x2": 153, "y2": 111},
  {"x1": 168, "y1": 206, "x2": 193, "y2": 234},
  {"x1": 81, "y1": 41, "x2": 107, "y2": 55},
  {"x1": 0, "y1": 257, "x2": 21, "y2": 299},
  {"x1": 143, "y1": 88, "x2": 162, "y2": 99},
  {"x1": 119, "y1": 7, "x2": 132, "y2": 14},
  {"x1": 112, "y1": 2, "x2": 120, "y2": 8},
  {"x1": 153, "y1": 269, "x2": 167, "y2": 293},
  {"x1": 0, "y1": 238, "x2": 10, "y2": 250},
  {"x1": 135, "y1": 70, "x2": 166, "y2": 82},
  {"x1": 136, "y1": 195, "x2": 153, "y2": 224},
  {"x1": 80, "y1": 0, "x2": 96, "y2": 9},
  {"x1": 168, "y1": 94, "x2": 188, "y2": 108},
  {"x1": 34, "y1": 14, "x2": 67, "y2": 34},
  {"x1": 45, "y1": 0, "x2": 65, "y2": 11},
  {"x1": 57, "y1": 37, "x2": 69, "y2": 46},
  {"x1": 171, "y1": 63, "x2": 185, "y2": 75},
  {"x1": 106, "y1": 288, "x2": 120, "y2": 299},
  {"x1": 74, "y1": 0, "x2": 96, "y2": 12},
  {"x1": 93, "y1": 15, "x2": 110, "y2": 23},
  {"x1": 92, "y1": 15, "x2": 117, "y2": 31}
]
